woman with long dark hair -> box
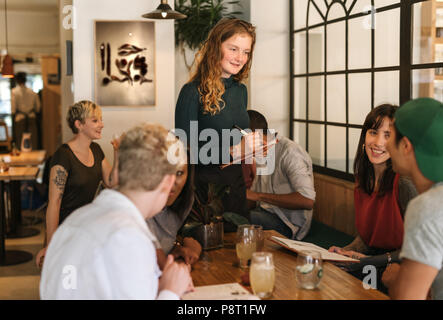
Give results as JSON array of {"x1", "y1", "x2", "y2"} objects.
[
  {"x1": 329, "y1": 104, "x2": 417, "y2": 292},
  {"x1": 146, "y1": 151, "x2": 201, "y2": 267}
]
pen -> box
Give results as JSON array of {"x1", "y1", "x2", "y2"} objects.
[{"x1": 233, "y1": 125, "x2": 248, "y2": 136}]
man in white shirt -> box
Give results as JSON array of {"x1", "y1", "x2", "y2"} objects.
[
  {"x1": 11, "y1": 72, "x2": 41, "y2": 149},
  {"x1": 40, "y1": 123, "x2": 193, "y2": 299}
]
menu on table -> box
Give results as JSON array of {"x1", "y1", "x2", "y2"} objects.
[{"x1": 270, "y1": 236, "x2": 359, "y2": 262}]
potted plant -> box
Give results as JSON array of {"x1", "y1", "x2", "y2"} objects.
[{"x1": 174, "y1": 0, "x2": 242, "y2": 70}]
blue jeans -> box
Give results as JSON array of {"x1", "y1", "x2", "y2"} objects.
[{"x1": 250, "y1": 207, "x2": 292, "y2": 239}]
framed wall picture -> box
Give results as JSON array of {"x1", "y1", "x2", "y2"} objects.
[{"x1": 94, "y1": 20, "x2": 156, "y2": 106}]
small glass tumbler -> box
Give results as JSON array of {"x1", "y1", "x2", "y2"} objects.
[
  {"x1": 235, "y1": 225, "x2": 256, "y2": 269},
  {"x1": 295, "y1": 251, "x2": 323, "y2": 290},
  {"x1": 250, "y1": 252, "x2": 275, "y2": 299},
  {"x1": 252, "y1": 224, "x2": 264, "y2": 251}
]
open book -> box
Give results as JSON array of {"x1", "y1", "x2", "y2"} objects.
[
  {"x1": 182, "y1": 283, "x2": 260, "y2": 300},
  {"x1": 270, "y1": 236, "x2": 359, "y2": 262}
]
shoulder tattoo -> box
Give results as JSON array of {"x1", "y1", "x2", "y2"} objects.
[{"x1": 53, "y1": 167, "x2": 68, "y2": 192}]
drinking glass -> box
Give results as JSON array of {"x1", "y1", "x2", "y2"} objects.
[
  {"x1": 252, "y1": 224, "x2": 264, "y2": 251},
  {"x1": 295, "y1": 251, "x2": 323, "y2": 289},
  {"x1": 235, "y1": 225, "x2": 256, "y2": 269},
  {"x1": 250, "y1": 252, "x2": 275, "y2": 298}
]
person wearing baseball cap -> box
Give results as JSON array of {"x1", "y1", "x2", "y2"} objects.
[{"x1": 382, "y1": 97, "x2": 443, "y2": 299}]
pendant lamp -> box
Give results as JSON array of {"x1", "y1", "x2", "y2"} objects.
[
  {"x1": 142, "y1": 0, "x2": 187, "y2": 20},
  {"x1": 1, "y1": 0, "x2": 13, "y2": 78}
]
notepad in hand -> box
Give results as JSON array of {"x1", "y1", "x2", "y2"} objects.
[
  {"x1": 270, "y1": 236, "x2": 359, "y2": 262},
  {"x1": 220, "y1": 138, "x2": 278, "y2": 169}
]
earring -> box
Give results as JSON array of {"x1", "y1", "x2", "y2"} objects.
[{"x1": 362, "y1": 143, "x2": 365, "y2": 151}]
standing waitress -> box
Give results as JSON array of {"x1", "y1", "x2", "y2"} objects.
[{"x1": 175, "y1": 18, "x2": 256, "y2": 220}]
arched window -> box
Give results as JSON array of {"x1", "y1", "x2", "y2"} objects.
[{"x1": 290, "y1": 0, "x2": 443, "y2": 181}]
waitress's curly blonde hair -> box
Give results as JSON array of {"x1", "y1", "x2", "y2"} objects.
[{"x1": 189, "y1": 18, "x2": 256, "y2": 116}]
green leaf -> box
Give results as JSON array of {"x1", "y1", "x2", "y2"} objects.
[{"x1": 175, "y1": 0, "x2": 244, "y2": 49}]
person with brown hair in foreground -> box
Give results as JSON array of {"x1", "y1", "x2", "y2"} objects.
[{"x1": 39, "y1": 123, "x2": 193, "y2": 299}]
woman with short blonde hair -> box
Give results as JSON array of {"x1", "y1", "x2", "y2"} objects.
[{"x1": 36, "y1": 100, "x2": 119, "y2": 268}]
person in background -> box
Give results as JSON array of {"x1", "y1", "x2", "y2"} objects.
[
  {"x1": 328, "y1": 104, "x2": 417, "y2": 293},
  {"x1": 11, "y1": 72, "x2": 41, "y2": 150},
  {"x1": 175, "y1": 18, "x2": 259, "y2": 222},
  {"x1": 40, "y1": 123, "x2": 193, "y2": 299},
  {"x1": 246, "y1": 110, "x2": 316, "y2": 240},
  {"x1": 35, "y1": 100, "x2": 118, "y2": 268},
  {"x1": 147, "y1": 150, "x2": 202, "y2": 267},
  {"x1": 382, "y1": 98, "x2": 443, "y2": 300}
]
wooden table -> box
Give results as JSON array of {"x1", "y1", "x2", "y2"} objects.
[
  {"x1": 0, "y1": 150, "x2": 46, "y2": 167},
  {"x1": 191, "y1": 230, "x2": 389, "y2": 300},
  {"x1": 0, "y1": 167, "x2": 41, "y2": 180},
  {"x1": 0, "y1": 167, "x2": 40, "y2": 266},
  {"x1": 0, "y1": 151, "x2": 47, "y2": 229}
]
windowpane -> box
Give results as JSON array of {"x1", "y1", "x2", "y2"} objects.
[
  {"x1": 412, "y1": 68, "x2": 443, "y2": 100},
  {"x1": 349, "y1": 73, "x2": 372, "y2": 125},
  {"x1": 308, "y1": 123, "x2": 324, "y2": 166},
  {"x1": 328, "y1": 2, "x2": 346, "y2": 20},
  {"x1": 326, "y1": 21, "x2": 346, "y2": 71},
  {"x1": 294, "y1": 31, "x2": 307, "y2": 75},
  {"x1": 435, "y1": 79, "x2": 443, "y2": 101},
  {"x1": 375, "y1": 8, "x2": 400, "y2": 67},
  {"x1": 348, "y1": 16, "x2": 372, "y2": 70},
  {"x1": 326, "y1": 74, "x2": 346, "y2": 123},
  {"x1": 327, "y1": 125, "x2": 346, "y2": 172},
  {"x1": 294, "y1": 78, "x2": 307, "y2": 119},
  {"x1": 293, "y1": 122, "x2": 307, "y2": 151},
  {"x1": 309, "y1": 1, "x2": 324, "y2": 26},
  {"x1": 294, "y1": 0, "x2": 309, "y2": 30},
  {"x1": 312, "y1": 0, "x2": 328, "y2": 17},
  {"x1": 348, "y1": 128, "x2": 362, "y2": 175},
  {"x1": 374, "y1": 71, "x2": 399, "y2": 106},
  {"x1": 0, "y1": 80, "x2": 11, "y2": 98},
  {"x1": 308, "y1": 76, "x2": 325, "y2": 121},
  {"x1": 412, "y1": 1, "x2": 443, "y2": 65},
  {"x1": 0, "y1": 78, "x2": 12, "y2": 113},
  {"x1": 308, "y1": 27, "x2": 325, "y2": 73}
]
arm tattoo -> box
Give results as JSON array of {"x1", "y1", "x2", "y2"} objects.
[{"x1": 53, "y1": 168, "x2": 67, "y2": 195}]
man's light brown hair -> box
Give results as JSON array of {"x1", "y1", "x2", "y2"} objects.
[{"x1": 118, "y1": 123, "x2": 184, "y2": 191}]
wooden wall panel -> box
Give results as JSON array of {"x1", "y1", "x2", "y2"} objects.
[
  {"x1": 313, "y1": 173, "x2": 357, "y2": 237},
  {"x1": 40, "y1": 55, "x2": 61, "y2": 157}
]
